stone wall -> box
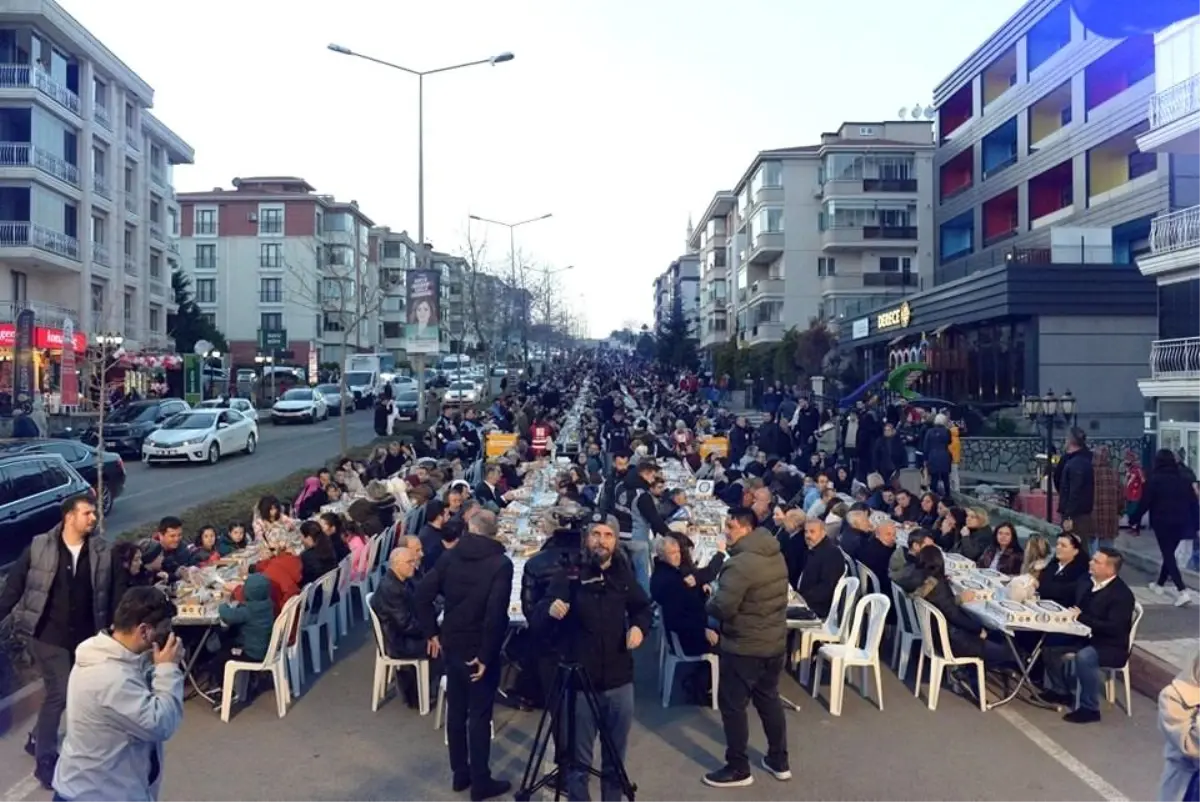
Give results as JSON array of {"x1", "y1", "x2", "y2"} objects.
[{"x1": 959, "y1": 436, "x2": 1142, "y2": 478}]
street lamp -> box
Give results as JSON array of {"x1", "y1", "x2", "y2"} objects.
[
  {"x1": 255, "y1": 353, "x2": 276, "y2": 401},
  {"x1": 330, "y1": 44, "x2": 513, "y2": 421},
  {"x1": 1022, "y1": 388, "x2": 1078, "y2": 523}
]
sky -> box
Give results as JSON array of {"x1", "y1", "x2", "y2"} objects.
[{"x1": 64, "y1": 0, "x2": 1026, "y2": 338}]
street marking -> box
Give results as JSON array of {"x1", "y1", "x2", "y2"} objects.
[
  {"x1": 996, "y1": 706, "x2": 1130, "y2": 802},
  {"x1": 1, "y1": 773, "x2": 42, "y2": 801}
]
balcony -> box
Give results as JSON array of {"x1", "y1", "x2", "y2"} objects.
[
  {"x1": 125, "y1": 194, "x2": 139, "y2": 215},
  {"x1": 150, "y1": 223, "x2": 164, "y2": 242},
  {"x1": 1138, "y1": 205, "x2": 1200, "y2": 278},
  {"x1": 752, "y1": 185, "x2": 783, "y2": 208},
  {"x1": 125, "y1": 129, "x2": 140, "y2": 151},
  {"x1": 822, "y1": 225, "x2": 917, "y2": 250},
  {"x1": 0, "y1": 141, "x2": 80, "y2": 186},
  {"x1": 260, "y1": 292, "x2": 284, "y2": 303},
  {"x1": 1150, "y1": 337, "x2": 1200, "y2": 381},
  {"x1": 862, "y1": 178, "x2": 917, "y2": 193},
  {"x1": 92, "y1": 242, "x2": 110, "y2": 267},
  {"x1": 92, "y1": 173, "x2": 111, "y2": 199},
  {"x1": 743, "y1": 320, "x2": 786, "y2": 345},
  {"x1": 748, "y1": 278, "x2": 785, "y2": 299},
  {"x1": 744, "y1": 231, "x2": 784, "y2": 265},
  {"x1": 149, "y1": 278, "x2": 165, "y2": 297},
  {"x1": 94, "y1": 104, "x2": 112, "y2": 131},
  {"x1": 0, "y1": 63, "x2": 81, "y2": 116},
  {"x1": 0, "y1": 221, "x2": 80, "y2": 261},
  {"x1": 0, "y1": 300, "x2": 78, "y2": 328},
  {"x1": 124, "y1": 254, "x2": 137, "y2": 275},
  {"x1": 150, "y1": 166, "x2": 166, "y2": 188},
  {"x1": 1140, "y1": 75, "x2": 1200, "y2": 154},
  {"x1": 168, "y1": 240, "x2": 180, "y2": 254}
]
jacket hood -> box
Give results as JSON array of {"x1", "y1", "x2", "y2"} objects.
[
  {"x1": 74, "y1": 632, "x2": 145, "y2": 671},
  {"x1": 731, "y1": 527, "x2": 782, "y2": 559},
  {"x1": 455, "y1": 533, "x2": 507, "y2": 561},
  {"x1": 242, "y1": 573, "x2": 271, "y2": 602}
]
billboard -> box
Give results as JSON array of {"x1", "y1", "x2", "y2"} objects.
[
  {"x1": 13, "y1": 308, "x2": 35, "y2": 414},
  {"x1": 60, "y1": 317, "x2": 79, "y2": 406},
  {"x1": 405, "y1": 269, "x2": 441, "y2": 355}
]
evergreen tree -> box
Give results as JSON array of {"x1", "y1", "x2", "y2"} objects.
[{"x1": 167, "y1": 269, "x2": 227, "y2": 354}]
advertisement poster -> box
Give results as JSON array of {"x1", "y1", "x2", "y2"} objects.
[
  {"x1": 60, "y1": 317, "x2": 78, "y2": 406},
  {"x1": 307, "y1": 341, "x2": 318, "y2": 385},
  {"x1": 183, "y1": 354, "x2": 202, "y2": 406},
  {"x1": 405, "y1": 269, "x2": 441, "y2": 355},
  {"x1": 13, "y1": 308, "x2": 35, "y2": 414}
]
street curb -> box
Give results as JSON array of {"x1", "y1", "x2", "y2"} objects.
[
  {"x1": 1130, "y1": 646, "x2": 1177, "y2": 701},
  {"x1": 1119, "y1": 545, "x2": 1200, "y2": 591},
  {"x1": 0, "y1": 680, "x2": 42, "y2": 737}
]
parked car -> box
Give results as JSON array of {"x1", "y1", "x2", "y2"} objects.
[
  {"x1": 198, "y1": 397, "x2": 259, "y2": 422},
  {"x1": 0, "y1": 439, "x2": 125, "y2": 515},
  {"x1": 143, "y1": 409, "x2": 259, "y2": 465},
  {"x1": 271, "y1": 388, "x2": 328, "y2": 424},
  {"x1": 394, "y1": 388, "x2": 419, "y2": 421},
  {"x1": 79, "y1": 398, "x2": 191, "y2": 457},
  {"x1": 314, "y1": 383, "x2": 355, "y2": 416},
  {"x1": 443, "y1": 381, "x2": 479, "y2": 406},
  {"x1": 0, "y1": 452, "x2": 95, "y2": 566}
]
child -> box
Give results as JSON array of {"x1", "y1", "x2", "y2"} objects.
[
  {"x1": 218, "y1": 522, "x2": 251, "y2": 556},
  {"x1": 190, "y1": 525, "x2": 221, "y2": 567},
  {"x1": 213, "y1": 574, "x2": 276, "y2": 699}
]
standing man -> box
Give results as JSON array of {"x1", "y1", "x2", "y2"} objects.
[
  {"x1": 52, "y1": 587, "x2": 183, "y2": 802},
  {"x1": 703, "y1": 506, "x2": 791, "y2": 788},
  {"x1": 415, "y1": 510, "x2": 513, "y2": 801},
  {"x1": 1057, "y1": 427, "x2": 1096, "y2": 552},
  {"x1": 0, "y1": 495, "x2": 111, "y2": 789}
]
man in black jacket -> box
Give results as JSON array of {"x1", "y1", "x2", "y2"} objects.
[
  {"x1": 798, "y1": 518, "x2": 844, "y2": 619},
  {"x1": 839, "y1": 505, "x2": 873, "y2": 561},
  {"x1": 871, "y1": 422, "x2": 908, "y2": 481},
  {"x1": 1038, "y1": 547, "x2": 1135, "y2": 724},
  {"x1": 415, "y1": 511, "x2": 513, "y2": 801},
  {"x1": 534, "y1": 515, "x2": 652, "y2": 802},
  {"x1": 1056, "y1": 428, "x2": 1096, "y2": 550},
  {"x1": 857, "y1": 520, "x2": 897, "y2": 606},
  {"x1": 417, "y1": 500, "x2": 451, "y2": 573},
  {"x1": 474, "y1": 464, "x2": 509, "y2": 510},
  {"x1": 370, "y1": 546, "x2": 432, "y2": 707}
]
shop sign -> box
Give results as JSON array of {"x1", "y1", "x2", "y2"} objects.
[
  {"x1": 258, "y1": 328, "x2": 288, "y2": 350},
  {"x1": 307, "y1": 340, "x2": 318, "y2": 385},
  {"x1": 698, "y1": 436, "x2": 729, "y2": 459},
  {"x1": 851, "y1": 318, "x2": 870, "y2": 340},
  {"x1": 486, "y1": 432, "x2": 518, "y2": 458},
  {"x1": 876, "y1": 301, "x2": 912, "y2": 331},
  {"x1": 183, "y1": 354, "x2": 203, "y2": 406},
  {"x1": 0, "y1": 324, "x2": 87, "y2": 352},
  {"x1": 60, "y1": 318, "x2": 79, "y2": 406},
  {"x1": 13, "y1": 309, "x2": 35, "y2": 414}
]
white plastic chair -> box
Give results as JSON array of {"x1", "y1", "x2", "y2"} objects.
[
  {"x1": 220, "y1": 594, "x2": 303, "y2": 723},
  {"x1": 812, "y1": 593, "x2": 891, "y2": 716},
  {"x1": 285, "y1": 583, "x2": 315, "y2": 698},
  {"x1": 364, "y1": 592, "x2": 431, "y2": 714},
  {"x1": 912, "y1": 597, "x2": 986, "y2": 712},
  {"x1": 660, "y1": 631, "x2": 719, "y2": 710},
  {"x1": 347, "y1": 535, "x2": 382, "y2": 630},
  {"x1": 332, "y1": 554, "x2": 354, "y2": 639},
  {"x1": 1075, "y1": 601, "x2": 1144, "y2": 716},
  {"x1": 889, "y1": 582, "x2": 923, "y2": 682},
  {"x1": 435, "y1": 674, "x2": 495, "y2": 744},
  {"x1": 795, "y1": 575, "x2": 860, "y2": 686},
  {"x1": 302, "y1": 570, "x2": 339, "y2": 675}
]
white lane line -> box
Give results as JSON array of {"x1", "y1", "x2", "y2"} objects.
[
  {"x1": 996, "y1": 706, "x2": 1130, "y2": 802},
  {"x1": 1, "y1": 773, "x2": 42, "y2": 801}
]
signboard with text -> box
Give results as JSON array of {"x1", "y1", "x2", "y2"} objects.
[
  {"x1": 875, "y1": 301, "x2": 912, "y2": 331},
  {"x1": 851, "y1": 318, "x2": 870, "y2": 340},
  {"x1": 258, "y1": 329, "x2": 288, "y2": 350},
  {"x1": 183, "y1": 355, "x2": 202, "y2": 405},
  {"x1": 405, "y1": 269, "x2": 441, "y2": 355},
  {"x1": 60, "y1": 318, "x2": 79, "y2": 406},
  {"x1": 698, "y1": 436, "x2": 729, "y2": 459},
  {"x1": 486, "y1": 432, "x2": 518, "y2": 458},
  {"x1": 13, "y1": 309, "x2": 35, "y2": 414}
]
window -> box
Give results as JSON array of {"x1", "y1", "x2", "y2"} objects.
[
  {"x1": 260, "y1": 278, "x2": 282, "y2": 303},
  {"x1": 195, "y1": 244, "x2": 215, "y2": 269},
  {"x1": 123, "y1": 226, "x2": 134, "y2": 256},
  {"x1": 1129, "y1": 150, "x2": 1157, "y2": 180},
  {"x1": 752, "y1": 207, "x2": 783, "y2": 235},
  {"x1": 383, "y1": 321, "x2": 403, "y2": 338},
  {"x1": 123, "y1": 291, "x2": 134, "y2": 324},
  {"x1": 260, "y1": 242, "x2": 282, "y2": 267},
  {"x1": 325, "y1": 245, "x2": 353, "y2": 266},
  {"x1": 322, "y1": 312, "x2": 345, "y2": 332},
  {"x1": 818, "y1": 257, "x2": 836, "y2": 277},
  {"x1": 823, "y1": 153, "x2": 915, "y2": 182},
  {"x1": 149, "y1": 199, "x2": 160, "y2": 224},
  {"x1": 124, "y1": 103, "x2": 135, "y2": 128},
  {"x1": 168, "y1": 208, "x2": 179, "y2": 237},
  {"x1": 382, "y1": 241, "x2": 405, "y2": 259},
  {"x1": 195, "y1": 209, "x2": 216, "y2": 235},
  {"x1": 324, "y1": 212, "x2": 351, "y2": 232},
  {"x1": 259, "y1": 207, "x2": 283, "y2": 235},
  {"x1": 3, "y1": 460, "x2": 51, "y2": 502},
  {"x1": 149, "y1": 252, "x2": 161, "y2": 278},
  {"x1": 93, "y1": 77, "x2": 108, "y2": 112},
  {"x1": 91, "y1": 215, "x2": 105, "y2": 244},
  {"x1": 858, "y1": 126, "x2": 876, "y2": 136},
  {"x1": 260, "y1": 312, "x2": 283, "y2": 331},
  {"x1": 149, "y1": 307, "x2": 160, "y2": 331},
  {"x1": 195, "y1": 279, "x2": 216, "y2": 303},
  {"x1": 150, "y1": 145, "x2": 162, "y2": 167},
  {"x1": 880, "y1": 256, "x2": 899, "y2": 272},
  {"x1": 91, "y1": 283, "x2": 105, "y2": 317},
  {"x1": 750, "y1": 161, "x2": 783, "y2": 195}
]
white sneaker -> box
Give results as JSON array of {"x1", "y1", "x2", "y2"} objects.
[
  {"x1": 1174, "y1": 589, "x2": 1193, "y2": 607},
  {"x1": 1149, "y1": 582, "x2": 1166, "y2": 596}
]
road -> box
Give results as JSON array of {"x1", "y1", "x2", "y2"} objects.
[{"x1": 101, "y1": 412, "x2": 381, "y2": 537}]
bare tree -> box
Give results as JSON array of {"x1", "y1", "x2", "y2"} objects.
[
  {"x1": 458, "y1": 224, "x2": 499, "y2": 373},
  {"x1": 82, "y1": 287, "x2": 130, "y2": 529},
  {"x1": 284, "y1": 240, "x2": 384, "y2": 454}
]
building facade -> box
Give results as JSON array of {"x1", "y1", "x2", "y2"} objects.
[
  {"x1": 177, "y1": 177, "x2": 378, "y2": 369},
  {"x1": 932, "y1": 0, "x2": 1180, "y2": 282},
  {"x1": 0, "y1": 0, "x2": 193, "y2": 368},
  {"x1": 692, "y1": 191, "x2": 735, "y2": 354},
  {"x1": 652, "y1": 253, "x2": 700, "y2": 336}
]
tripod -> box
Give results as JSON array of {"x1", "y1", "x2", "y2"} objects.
[{"x1": 515, "y1": 661, "x2": 637, "y2": 801}]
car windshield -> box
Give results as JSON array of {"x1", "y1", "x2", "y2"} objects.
[
  {"x1": 450, "y1": 382, "x2": 475, "y2": 391},
  {"x1": 107, "y1": 403, "x2": 161, "y2": 423},
  {"x1": 344, "y1": 372, "x2": 372, "y2": 386},
  {"x1": 396, "y1": 390, "x2": 419, "y2": 403},
  {"x1": 159, "y1": 412, "x2": 217, "y2": 430},
  {"x1": 197, "y1": 399, "x2": 226, "y2": 408},
  {"x1": 316, "y1": 384, "x2": 340, "y2": 394},
  {"x1": 281, "y1": 389, "x2": 313, "y2": 401}
]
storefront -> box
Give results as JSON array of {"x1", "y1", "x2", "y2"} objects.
[
  {"x1": 0, "y1": 322, "x2": 87, "y2": 404},
  {"x1": 845, "y1": 262, "x2": 1157, "y2": 435}
]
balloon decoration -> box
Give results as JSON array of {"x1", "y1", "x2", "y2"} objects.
[{"x1": 127, "y1": 354, "x2": 182, "y2": 370}]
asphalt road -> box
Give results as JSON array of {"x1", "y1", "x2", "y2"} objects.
[{"x1": 100, "y1": 412, "x2": 381, "y2": 537}]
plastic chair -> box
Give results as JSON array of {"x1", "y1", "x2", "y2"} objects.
[
  {"x1": 812, "y1": 593, "x2": 892, "y2": 716},
  {"x1": 1075, "y1": 601, "x2": 1144, "y2": 716},
  {"x1": 912, "y1": 597, "x2": 986, "y2": 711},
  {"x1": 332, "y1": 554, "x2": 354, "y2": 639},
  {"x1": 660, "y1": 631, "x2": 719, "y2": 710},
  {"x1": 435, "y1": 674, "x2": 495, "y2": 744},
  {"x1": 347, "y1": 535, "x2": 383, "y2": 630},
  {"x1": 302, "y1": 570, "x2": 339, "y2": 675},
  {"x1": 889, "y1": 583, "x2": 923, "y2": 683},
  {"x1": 795, "y1": 575, "x2": 859, "y2": 686},
  {"x1": 285, "y1": 583, "x2": 315, "y2": 698},
  {"x1": 220, "y1": 594, "x2": 303, "y2": 722},
  {"x1": 364, "y1": 592, "x2": 430, "y2": 714}
]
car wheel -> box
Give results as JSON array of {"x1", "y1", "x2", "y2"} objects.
[
  {"x1": 99, "y1": 485, "x2": 114, "y2": 514},
  {"x1": 207, "y1": 443, "x2": 220, "y2": 464},
  {"x1": 244, "y1": 433, "x2": 257, "y2": 455}
]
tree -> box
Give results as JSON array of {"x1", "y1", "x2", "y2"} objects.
[
  {"x1": 285, "y1": 241, "x2": 384, "y2": 454},
  {"x1": 655, "y1": 301, "x2": 699, "y2": 370},
  {"x1": 793, "y1": 318, "x2": 836, "y2": 379},
  {"x1": 458, "y1": 226, "x2": 496, "y2": 367},
  {"x1": 167, "y1": 269, "x2": 226, "y2": 354},
  {"x1": 635, "y1": 323, "x2": 656, "y2": 360}
]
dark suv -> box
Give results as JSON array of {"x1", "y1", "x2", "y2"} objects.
[
  {"x1": 80, "y1": 398, "x2": 190, "y2": 457},
  {"x1": 0, "y1": 453, "x2": 95, "y2": 566}
]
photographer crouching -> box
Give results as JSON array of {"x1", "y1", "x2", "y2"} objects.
[{"x1": 531, "y1": 514, "x2": 653, "y2": 801}]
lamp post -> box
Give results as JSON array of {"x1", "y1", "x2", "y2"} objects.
[
  {"x1": 329, "y1": 44, "x2": 513, "y2": 423},
  {"x1": 93, "y1": 332, "x2": 123, "y2": 526},
  {"x1": 255, "y1": 353, "x2": 275, "y2": 404},
  {"x1": 468, "y1": 213, "x2": 553, "y2": 366},
  {"x1": 1022, "y1": 388, "x2": 1078, "y2": 523}
]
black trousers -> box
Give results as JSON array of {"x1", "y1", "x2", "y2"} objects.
[
  {"x1": 928, "y1": 471, "x2": 951, "y2": 497},
  {"x1": 716, "y1": 652, "x2": 788, "y2": 774},
  {"x1": 29, "y1": 639, "x2": 73, "y2": 762},
  {"x1": 445, "y1": 654, "x2": 500, "y2": 787}
]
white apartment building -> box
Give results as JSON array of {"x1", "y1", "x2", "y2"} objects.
[
  {"x1": 652, "y1": 254, "x2": 700, "y2": 336},
  {"x1": 177, "y1": 177, "x2": 378, "y2": 369},
  {"x1": 0, "y1": 0, "x2": 193, "y2": 356}
]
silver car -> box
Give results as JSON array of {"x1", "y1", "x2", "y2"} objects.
[{"x1": 316, "y1": 383, "x2": 355, "y2": 416}]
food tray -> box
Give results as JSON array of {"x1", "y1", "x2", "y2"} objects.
[
  {"x1": 943, "y1": 554, "x2": 977, "y2": 574},
  {"x1": 952, "y1": 577, "x2": 995, "y2": 601},
  {"x1": 985, "y1": 599, "x2": 1035, "y2": 625},
  {"x1": 1028, "y1": 599, "x2": 1077, "y2": 625},
  {"x1": 975, "y1": 568, "x2": 1010, "y2": 585}
]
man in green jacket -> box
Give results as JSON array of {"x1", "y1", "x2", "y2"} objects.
[{"x1": 703, "y1": 506, "x2": 792, "y2": 789}]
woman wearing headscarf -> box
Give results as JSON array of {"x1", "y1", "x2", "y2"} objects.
[
  {"x1": 1157, "y1": 651, "x2": 1199, "y2": 801},
  {"x1": 1091, "y1": 445, "x2": 1122, "y2": 549},
  {"x1": 293, "y1": 476, "x2": 328, "y2": 520}
]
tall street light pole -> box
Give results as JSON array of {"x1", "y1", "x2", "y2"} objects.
[
  {"x1": 468, "y1": 213, "x2": 552, "y2": 366},
  {"x1": 328, "y1": 43, "x2": 513, "y2": 424}
]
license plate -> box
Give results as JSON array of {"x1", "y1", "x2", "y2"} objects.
[{"x1": 105, "y1": 441, "x2": 117, "y2": 448}]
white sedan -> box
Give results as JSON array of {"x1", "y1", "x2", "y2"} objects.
[
  {"x1": 142, "y1": 409, "x2": 258, "y2": 465},
  {"x1": 271, "y1": 387, "x2": 329, "y2": 424},
  {"x1": 443, "y1": 380, "x2": 479, "y2": 406},
  {"x1": 198, "y1": 397, "x2": 259, "y2": 422}
]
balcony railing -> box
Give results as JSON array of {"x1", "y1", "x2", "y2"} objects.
[
  {"x1": 0, "y1": 141, "x2": 80, "y2": 185},
  {"x1": 125, "y1": 195, "x2": 139, "y2": 215},
  {"x1": 1149, "y1": 336, "x2": 1200, "y2": 380},
  {"x1": 124, "y1": 254, "x2": 137, "y2": 275},
  {"x1": 1148, "y1": 74, "x2": 1200, "y2": 131},
  {"x1": 93, "y1": 242, "x2": 110, "y2": 267},
  {"x1": 1149, "y1": 205, "x2": 1200, "y2": 256},
  {"x1": 864, "y1": 225, "x2": 918, "y2": 240},
  {"x1": 0, "y1": 63, "x2": 81, "y2": 115},
  {"x1": 0, "y1": 221, "x2": 80, "y2": 259},
  {"x1": 260, "y1": 292, "x2": 283, "y2": 303},
  {"x1": 150, "y1": 223, "x2": 164, "y2": 242},
  {"x1": 149, "y1": 278, "x2": 165, "y2": 297},
  {"x1": 0, "y1": 301, "x2": 79, "y2": 328},
  {"x1": 150, "y1": 166, "x2": 166, "y2": 187},
  {"x1": 92, "y1": 173, "x2": 111, "y2": 198},
  {"x1": 94, "y1": 104, "x2": 112, "y2": 131},
  {"x1": 863, "y1": 178, "x2": 918, "y2": 192},
  {"x1": 168, "y1": 240, "x2": 180, "y2": 254},
  {"x1": 125, "y1": 129, "x2": 140, "y2": 150}
]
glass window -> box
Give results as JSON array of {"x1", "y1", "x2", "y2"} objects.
[
  {"x1": 750, "y1": 161, "x2": 783, "y2": 194},
  {"x1": 1160, "y1": 278, "x2": 1200, "y2": 340},
  {"x1": 260, "y1": 312, "x2": 283, "y2": 331},
  {"x1": 195, "y1": 279, "x2": 215, "y2": 303},
  {"x1": 195, "y1": 244, "x2": 215, "y2": 268},
  {"x1": 195, "y1": 209, "x2": 216, "y2": 235},
  {"x1": 822, "y1": 153, "x2": 915, "y2": 181},
  {"x1": 823, "y1": 200, "x2": 915, "y2": 228},
  {"x1": 259, "y1": 207, "x2": 283, "y2": 235},
  {"x1": 753, "y1": 207, "x2": 784, "y2": 234},
  {"x1": 324, "y1": 213, "x2": 351, "y2": 232},
  {"x1": 260, "y1": 243, "x2": 282, "y2": 267}
]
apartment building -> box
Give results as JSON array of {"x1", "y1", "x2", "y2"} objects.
[
  {"x1": 0, "y1": 0, "x2": 193, "y2": 358},
  {"x1": 1133, "y1": 15, "x2": 1200, "y2": 465},
  {"x1": 651, "y1": 253, "x2": 700, "y2": 335},
  {"x1": 177, "y1": 177, "x2": 378, "y2": 368},
  {"x1": 932, "y1": 0, "x2": 1180, "y2": 282},
  {"x1": 691, "y1": 191, "x2": 734, "y2": 354}
]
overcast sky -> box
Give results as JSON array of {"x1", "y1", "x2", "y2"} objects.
[{"x1": 65, "y1": 0, "x2": 1023, "y2": 337}]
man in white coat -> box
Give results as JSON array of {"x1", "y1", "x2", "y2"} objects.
[{"x1": 53, "y1": 587, "x2": 184, "y2": 802}]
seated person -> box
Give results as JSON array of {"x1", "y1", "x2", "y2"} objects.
[
  {"x1": 839, "y1": 504, "x2": 873, "y2": 561},
  {"x1": 977, "y1": 522, "x2": 1024, "y2": 576},
  {"x1": 217, "y1": 523, "x2": 251, "y2": 556},
  {"x1": 1037, "y1": 533, "x2": 1090, "y2": 607},
  {"x1": 650, "y1": 536, "x2": 717, "y2": 658},
  {"x1": 293, "y1": 476, "x2": 330, "y2": 520},
  {"x1": 474, "y1": 464, "x2": 510, "y2": 509},
  {"x1": 776, "y1": 508, "x2": 808, "y2": 590},
  {"x1": 798, "y1": 518, "x2": 844, "y2": 618},
  {"x1": 892, "y1": 489, "x2": 920, "y2": 524},
  {"x1": 857, "y1": 520, "x2": 898, "y2": 604},
  {"x1": 230, "y1": 548, "x2": 303, "y2": 617},
  {"x1": 370, "y1": 546, "x2": 431, "y2": 708},
  {"x1": 888, "y1": 528, "x2": 936, "y2": 594},
  {"x1": 956, "y1": 508, "x2": 994, "y2": 562},
  {"x1": 215, "y1": 573, "x2": 275, "y2": 671},
  {"x1": 299, "y1": 521, "x2": 339, "y2": 586},
  {"x1": 253, "y1": 495, "x2": 294, "y2": 541},
  {"x1": 154, "y1": 516, "x2": 187, "y2": 579},
  {"x1": 1038, "y1": 547, "x2": 1136, "y2": 723},
  {"x1": 189, "y1": 525, "x2": 221, "y2": 567}
]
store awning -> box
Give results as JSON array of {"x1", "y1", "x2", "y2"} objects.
[{"x1": 932, "y1": 323, "x2": 954, "y2": 337}]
